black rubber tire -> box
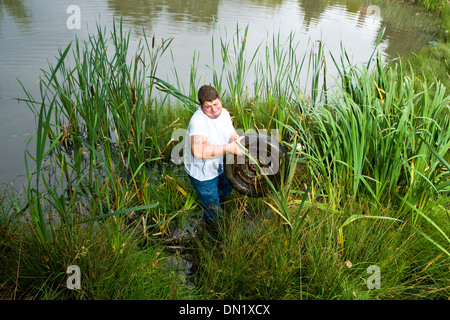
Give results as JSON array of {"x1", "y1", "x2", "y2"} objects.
[{"x1": 224, "y1": 133, "x2": 289, "y2": 198}]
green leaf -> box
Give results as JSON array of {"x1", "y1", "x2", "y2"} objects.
[
  {"x1": 339, "y1": 214, "x2": 402, "y2": 250},
  {"x1": 79, "y1": 203, "x2": 159, "y2": 223}
]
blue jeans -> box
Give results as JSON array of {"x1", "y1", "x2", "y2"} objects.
[{"x1": 188, "y1": 171, "x2": 234, "y2": 224}]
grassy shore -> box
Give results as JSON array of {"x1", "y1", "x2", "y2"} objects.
[{"x1": 1, "y1": 1, "x2": 449, "y2": 300}]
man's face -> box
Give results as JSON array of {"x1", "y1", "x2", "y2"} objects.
[{"x1": 201, "y1": 98, "x2": 222, "y2": 119}]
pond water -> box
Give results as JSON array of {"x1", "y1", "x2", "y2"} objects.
[{"x1": 0, "y1": 0, "x2": 440, "y2": 187}]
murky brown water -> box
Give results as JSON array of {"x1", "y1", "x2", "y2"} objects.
[{"x1": 0, "y1": 0, "x2": 440, "y2": 187}]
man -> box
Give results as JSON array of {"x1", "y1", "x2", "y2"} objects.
[{"x1": 184, "y1": 85, "x2": 243, "y2": 229}]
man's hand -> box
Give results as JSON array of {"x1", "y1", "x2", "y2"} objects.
[
  {"x1": 229, "y1": 130, "x2": 240, "y2": 143},
  {"x1": 227, "y1": 136, "x2": 246, "y2": 156}
]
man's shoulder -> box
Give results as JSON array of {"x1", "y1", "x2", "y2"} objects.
[
  {"x1": 188, "y1": 109, "x2": 208, "y2": 136},
  {"x1": 190, "y1": 108, "x2": 206, "y2": 121},
  {"x1": 218, "y1": 108, "x2": 231, "y2": 122},
  {"x1": 221, "y1": 108, "x2": 230, "y2": 116}
]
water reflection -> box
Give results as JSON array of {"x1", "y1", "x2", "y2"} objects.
[
  {"x1": 346, "y1": 0, "x2": 363, "y2": 13},
  {"x1": 0, "y1": 0, "x2": 32, "y2": 29},
  {"x1": 373, "y1": 1, "x2": 439, "y2": 58},
  {"x1": 299, "y1": 0, "x2": 377, "y2": 30},
  {"x1": 105, "y1": 0, "x2": 437, "y2": 59},
  {"x1": 107, "y1": 0, "x2": 288, "y2": 29},
  {"x1": 298, "y1": 0, "x2": 437, "y2": 58},
  {"x1": 299, "y1": 0, "x2": 333, "y2": 31},
  {"x1": 107, "y1": 0, "x2": 220, "y2": 31},
  {"x1": 239, "y1": 0, "x2": 285, "y2": 8}
]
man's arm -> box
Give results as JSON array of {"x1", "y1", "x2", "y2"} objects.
[{"x1": 191, "y1": 135, "x2": 243, "y2": 160}]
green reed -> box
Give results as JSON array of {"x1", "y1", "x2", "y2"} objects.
[
  {"x1": 19, "y1": 21, "x2": 174, "y2": 249},
  {"x1": 282, "y1": 49, "x2": 449, "y2": 256}
]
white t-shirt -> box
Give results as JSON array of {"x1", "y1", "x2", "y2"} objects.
[{"x1": 184, "y1": 107, "x2": 235, "y2": 181}]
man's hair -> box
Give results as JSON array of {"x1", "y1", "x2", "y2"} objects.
[{"x1": 198, "y1": 85, "x2": 220, "y2": 107}]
